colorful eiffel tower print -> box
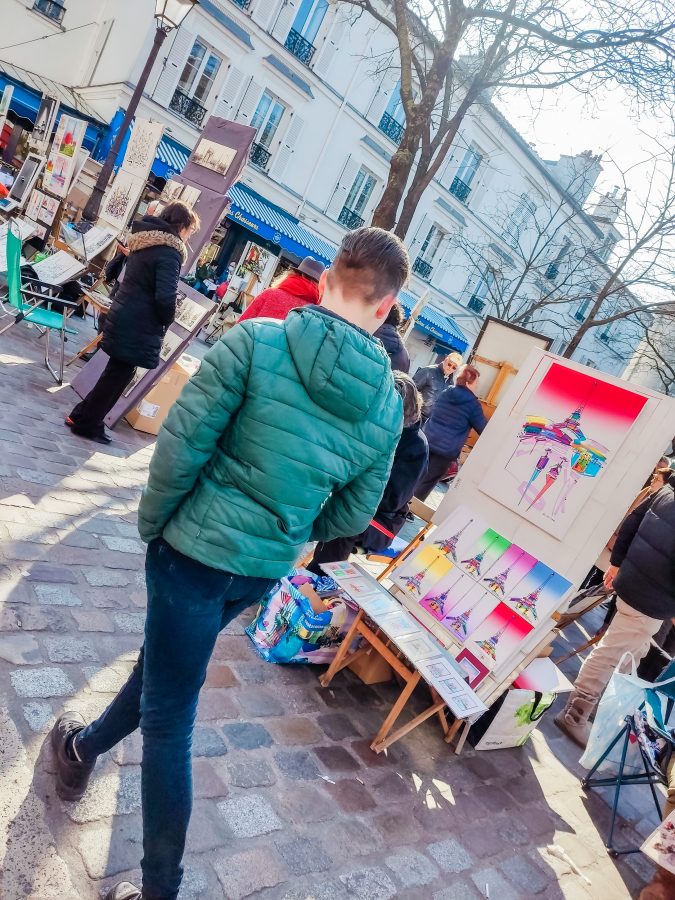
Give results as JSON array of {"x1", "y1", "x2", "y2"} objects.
[
  {"x1": 483, "y1": 564, "x2": 513, "y2": 595},
  {"x1": 508, "y1": 573, "x2": 555, "y2": 621},
  {"x1": 434, "y1": 519, "x2": 473, "y2": 562},
  {"x1": 400, "y1": 560, "x2": 436, "y2": 595},
  {"x1": 424, "y1": 586, "x2": 455, "y2": 618},
  {"x1": 446, "y1": 608, "x2": 472, "y2": 639},
  {"x1": 475, "y1": 615, "x2": 514, "y2": 661},
  {"x1": 461, "y1": 549, "x2": 486, "y2": 576}
]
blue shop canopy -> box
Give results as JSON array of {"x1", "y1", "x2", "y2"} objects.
[
  {"x1": 96, "y1": 110, "x2": 190, "y2": 180},
  {"x1": 399, "y1": 290, "x2": 468, "y2": 353}
]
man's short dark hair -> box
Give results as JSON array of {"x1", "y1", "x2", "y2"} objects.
[{"x1": 328, "y1": 227, "x2": 410, "y2": 304}]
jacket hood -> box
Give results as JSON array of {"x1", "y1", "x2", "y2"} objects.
[
  {"x1": 375, "y1": 322, "x2": 405, "y2": 355},
  {"x1": 128, "y1": 222, "x2": 187, "y2": 263},
  {"x1": 284, "y1": 306, "x2": 393, "y2": 422},
  {"x1": 278, "y1": 272, "x2": 320, "y2": 303}
]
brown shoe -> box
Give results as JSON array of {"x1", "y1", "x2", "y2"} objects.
[
  {"x1": 49, "y1": 712, "x2": 96, "y2": 801},
  {"x1": 104, "y1": 883, "x2": 143, "y2": 900},
  {"x1": 554, "y1": 692, "x2": 596, "y2": 748}
]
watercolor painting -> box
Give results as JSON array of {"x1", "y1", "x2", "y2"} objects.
[
  {"x1": 429, "y1": 507, "x2": 487, "y2": 563},
  {"x1": 100, "y1": 171, "x2": 145, "y2": 230},
  {"x1": 458, "y1": 528, "x2": 511, "y2": 578},
  {"x1": 320, "y1": 562, "x2": 361, "y2": 580},
  {"x1": 481, "y1": 360, "x2": 649, "y2": 537},
  {"x1": 481, "y1": 545, "x2": 537, "y2": 597},
  {"x1": 470, "y1": 602, "x2": 535, "y2": 671},
  {"x1": 419, "y1": 567, "x2": 470, "y2": 621},
  {"x1": 394, "y1": 545, "x2": 453, "y2": 597},
  {"x1": 503, "y1": 561, "x2": 572, "y2": 623},
  {"x1": 441, "y1": 584, "x2": 498, "y2": 642}
]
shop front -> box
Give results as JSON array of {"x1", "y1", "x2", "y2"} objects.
[{"x1": 399, "y1": 290, "x2": 469, "y2": 371}]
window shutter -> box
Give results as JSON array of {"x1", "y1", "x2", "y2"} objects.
[
  {"x1": 271, "y1": 113, "x2": 305, "y2": 179},
  {"x1": 313, "y1": 15, "x2": 347, "y2": 80},
  {"x1": 325, "y1": 156, "x2": 360, "y2": 220},
  {"x1": 437, "y1": 149, "x2": 457, "y2": 188},
  {"x1": 361, "y1": 179, "x2": 383, "y2": 224},
  {"x1": 409, "y1": 215, "x2": 431, "y2": 257},
  {"x1": 271, "y1": 0, "x2": 299, "y2": 42},
  {"x1": 213, "y1": 66, "x2": 247, "y2": 119},
  {"x1": 252, "y1": 0, "x2": 280, "y2": 31},
  {"x1": 152, "y1": 27, "x2": 195, "y2": 108},
  {"x1": 235, "y1": 78, "x2": 264, "y2": 124},
  {"x1": 367, "y1": 70, "x2": 398, "y2": 127}
]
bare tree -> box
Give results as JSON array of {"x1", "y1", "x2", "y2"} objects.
[{"x1": 338, "y1": 0, "x2": 675, "y2": 237}]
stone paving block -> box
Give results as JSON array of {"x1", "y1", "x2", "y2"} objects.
[
  {"x1": 370, "y1": 771, "x2": 413, "y2": 803},
  {"x1": 11, "y1": 666, "x2": 74, "y2": 697},
  {"x1": 197, "y1": 687, "x2": 239, "y2": 721},
  {"x1": 113, "y1": 612, "x2": 146, "y2": 634},
  {"x1": 187, "y1": 803, "x2": 232, "y2": 853},
  {"x1": 269, "y1": 716, "x2": 324, "y2": 746},
  {"x1": 101, "y1": 535, "x2": 144, "y2": 554},
  {"x1": 237, "y1": 687, "x2": 285, "y2": 717},
  {"x1": 470, "y1": 867, "x2": 520, "y2": 900},
  {"x1": 17, "y1": 467, "x2": 60, "y2": 485},
  {"x1": 110, "y1": 731, "x2": 143, "y2": 767},
  {"x1": 71, "y1": 609, "x2": 115, "y2": 632},
  {"x1": 76, "y1": 816, "x2": 142, "y2": 878},
  {"x1": 206, "y1": 663, "x2": 239, "y2": 688},
  {"x1": 339, "y1": 866, "x2": 397, "y2": 900},
  {"x1": 65, "y1": 770, "x2": 142, "y2": 823},
  {"x1": 433, "y1": 882, "x2": 483, "y2": 900},
  {"x1": 214, "y1": 847, "x2": 287, "y2": 899},
  {"x1": 274, "y1": 749, "x2": 321, "y2": 781},
  {"x1": 317, "y1": 712, "x2": 362, "y2": 741},
  {"x1": 59, "y1": 530, "x2": 102, "y2": 549},
  {"x1": 192, "y1": 725, "x2": 228, "y2": 757},
  {"x1": 82, "y1": 665, "x2": 131, "y2": 693},
  {"x1": 227, "y1": 756, "x2": 276, "y2": 788},
  {"x1": 217, "y1": 793, "x2": 283, "y2": 837},
  {"x1": 83, "y1": 567, "x2": 132, "y2": 587},
  {"x1": 22, "y1": 699, "x2": 55, "y2": 733},
  {"x1": 275, "y1": 784, "x2": 337, "y2": 825},
  {"x1": 33, "y1": 584, "x2": 82, "y2": 606},
  {"x1": 193, "y1": 757, "x2": 229, "y2": 799},
  {"x1": 275, "y1": 835, "x2": 333, "y2": 876},
  {"x1": 428, "y1": 838, "x2": 473, "y2": 873},
  {"x1": 230, "y1": 660, "x2": 273, "y2": 684},
  {"x1": 279, "y1": 879, "x2": 348, "y2": 900},
  {"x1": 223, "y1": 722, "x2": 274, "y2": 751},
  {"x1": 0, "y1": 633, "x2": 42, "y2": 664},
  {"x1": 372, "y1": 808, "x2": 423, "y2": 845},
  {"x1": 500, "y1": 854, "x2": 553, "y2": 894},
  {"x1": 385, "y1": 847, "x2": 438, "y2": 887},
  {"x1": 23, "y1": 562, "x2": 79, "y2": 583},
  {"x1": 314, "y1": 745, "x2": 361, "y2": 772},
  {"x1": 45, "y1": 636, "x2": 99, "y2": 663},
  {"x1": 324, "y1": 778, "x2": 376, "y2": 812}
]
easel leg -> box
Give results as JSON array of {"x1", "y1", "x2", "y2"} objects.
[
  {"x1": 370, "y1": 671, "x2": 421, "y2": 752},
  {"x1": 319, "y1": 611, "x2": 363, "y2": 688},
  {"x1": 372, "y1": 699, "x2": 445, "y2": 753}
]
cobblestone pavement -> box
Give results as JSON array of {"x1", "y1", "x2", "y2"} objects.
[{"x1": 0, "y1": 321, "x2": 662, "y2": 899}]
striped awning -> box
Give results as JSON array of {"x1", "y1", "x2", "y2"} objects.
[
  {"x1": 153, "y1": 137, "x2": 190, "y2": 179},
  {"x1": 399, "y1": 290, "x2": 468, "y2": 352}
]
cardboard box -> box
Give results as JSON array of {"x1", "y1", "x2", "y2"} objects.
[
  {"x1": 348, "y1": 649, "x2": 393, "y2": 685},
  {"x1": 126, "y1": 354, "x2": 200, "y2": 435}
]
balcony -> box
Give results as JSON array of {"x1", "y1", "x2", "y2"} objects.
[
  {"x1": 468, "y1": 296, "x2": 486, "y2": 314},
  {"x1": 338, "y1": 206, "x2": 365, "y2": 230},
  {"x1": 169, "y1": 89, "x2": 207, "y2": 127},
  {"x1": 449, "y1": 176, "x2": 471, "y2": 204},
  {"x1": 230, "y1": 0, "x2": 251, "y2": 7},
  {"x1": 544, "y1": 262, "x2": 559, "y2": 280},
  {"x1": 285, "y1": 29, "x2": 317, "y2": 66},
  {"x1": 33, "y1": 0, "x2": 65, "y2": 23},
  {"x1": 250, "y1": 142, "x2": 272, "y2": 170},
  {"x1": 378, "y1": 112, "x2": 404, "y2": 144},
  {"x1": 413, "y1": 257, "x2": 433, "y2": 281}
]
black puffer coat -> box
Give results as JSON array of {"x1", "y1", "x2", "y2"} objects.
[
  {"x1": 611, "y1": 479, "x2": 675, "y2": 619},
  {"x1": 375, "y1": 322, "x2": 410, "y2": 373},
  {"x1": 101, "y1": 216, "x2": 186, "y2": 369},
  {"x1": 413, "y1": 363, "x2": 452, "y2": 419}
]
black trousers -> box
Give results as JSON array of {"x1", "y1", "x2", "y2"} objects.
[
  {"x1": 307, "y1": 536, "x2": 357, "y2": 576},
  {"x1": 414, "y1": 451, "x2": 454, "y2": 502},
  {"x1": 69, "y1": 356, "x2": 136, "y2": 436}
]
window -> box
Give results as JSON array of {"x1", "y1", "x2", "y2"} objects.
[
  {"x1": 467, "y1": 270, "x2": 494, "y2": 313},
  {"x1": 413, "y1": 224, "x2": 447, "y2": 280},
  {"x1": 33, "y1": 0, "x2": 65, "y2": 23},
  {"x1": 339, "y1": 167, "x2": 376, "y2": 229},
  {"x1": 575, "y1": 299, "x2": 591, "y2": 321},
  {"x1": 544, "y1": 237, "x2": 571, "y2": 280},
  {"x1": 249, "y1": 91, "x2": 286, "y2": 169},
  {"x1": 171, "y1": 40, "x2": 222, "y2": 126},
  {"x1": 504, "y1": 194, "x2": 536, "y2": 246},
  {"x1": 286, "y1": 0, "x2": 328, "y2": 65},
  {"x1": 597, "y1": 234, "x2": 617, "y2": 262},
  {"x1": 598, "y1": 324, "x2": 613, "y2": 343},
  {"x1": 379, "y1": 81, "x2": 405, "y2": 144},
  {"x1": 449, "y1": 143, "x2": 483, "y2": 203}
]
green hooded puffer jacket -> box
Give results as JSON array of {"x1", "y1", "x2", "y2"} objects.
[{"x1": 138, "y1": 306, "x2": 403, "y2": 578}]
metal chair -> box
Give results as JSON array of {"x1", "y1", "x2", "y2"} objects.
[{"x1": 0, "y1": 224, "x2": 78, "y2": 384}]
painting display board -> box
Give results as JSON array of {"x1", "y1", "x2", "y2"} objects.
[
  {"x1": 99, "y1": 118, "x2": 164, "y2": 232},
  {"x1": 30, "y1": 95, "x2": 60, "y2": 154},
  {"x1": 43, "y1": 114, "x2": 87, "y2": 198},
  {"x1": 70, "y1": 282, "x2": 215, "y2": 428}
]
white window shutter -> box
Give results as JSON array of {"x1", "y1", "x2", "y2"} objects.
[
  {"x1": 270, "y1": 113, "x2": 305, "y2": 179},
  {"x1": 436, "y1": 149, "x2": 457, "y2": 188},
  {"x1": 409, "y1": 215, "x2": 430, "y2": 256},
  {"x1": 213, "y1": 66, "x2": 246, "y2": 119},
  {"x1": 252, "y1": 0, "x2": 281, "y2": 31},
  {"x1": 235, "y1": 78, "x2": 264, "y2": 124},
  {"x1": 325, "y1": 156, "x2": 360, "y2": 221},
  {"x1": 313, "y1": 16, "x2": 347, "y2": 80},
  {"x1": 152, "y1": 27, "x2": 195, "y2": 108},
  {"x1": 362, "y1": 180, "x2": 383, "y2": 224},
  {"x1": 367, "y1": 69, "x2": 398, "y2": 127},
  {"x1": 271, "y1": 0, "x2": 298, "y2": 42}
]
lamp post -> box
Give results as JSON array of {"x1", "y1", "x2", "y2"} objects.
[{"x1": 82, "y1": 0, "x2": 198, "y2": 224}]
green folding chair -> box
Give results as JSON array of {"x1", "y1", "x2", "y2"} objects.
[{"x1": 0, "y1": 223, "x2": 78, "y2": 384}]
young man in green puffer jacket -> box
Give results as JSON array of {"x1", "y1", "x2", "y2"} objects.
[{"x1": 50, "y1": 227, "x2": 409, "y2": 900}]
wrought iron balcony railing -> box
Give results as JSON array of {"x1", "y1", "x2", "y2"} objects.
[
  {"x1": 449, "y1": 176, "x2": 471, "y2": 203},
  {"x1": 33, "y1": 0, "x2": 65, "y2": 22},
  {"x1": 378, "y1": 112, "x2": 404, "y2": 144},
  {"x1": 468, "y1": 296, "x2": 486, "y2": 314},
  {"x1": 412, "y1": 257, "x2": 433, "y2": 280},
  {"x1": 338, "y1": 206, "x2": 365, "y2": 229},
  {"x1": 169, "y1": 89, "x2": 207, "y2": 127},
  {"x1": 285, "y1": 29, "x2": 317, "y2": 66},
  {"x1": 230, "y1": 0, "x2": 251, "y2": 8},
  {"x1": 250, "y1": 142, "x2": 272, "y2": 170}
]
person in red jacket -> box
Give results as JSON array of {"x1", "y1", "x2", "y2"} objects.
[{"x1": 238, "y1": 256, "x2": 325, "y2": 322}]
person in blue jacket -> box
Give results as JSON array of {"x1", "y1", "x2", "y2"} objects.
[{"x1": 414, "y1": 364, "x2": 487, "y2": 501}]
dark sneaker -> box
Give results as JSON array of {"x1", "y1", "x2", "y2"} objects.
[
  {"x1": 50, "y1": 712, "x2": 95, "y2": 801},
  {"x1": 70, "y1": 424, "x2": 112, "y2": 445},
  {"x1": 104, "y1": 883, "x2": 143, "y2": 900}
]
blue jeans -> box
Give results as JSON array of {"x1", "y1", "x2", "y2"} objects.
[{"x1": 76, "y1": 538, "x2": 275, "y2": 899}]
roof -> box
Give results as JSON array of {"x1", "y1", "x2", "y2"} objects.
[
  {"x1": 153, "y1": 136, "x2": 191, "y2": 179},
  {"x1": 0, "y1": 61, "x2": 102, "y2": 122},
  {"x1": 264, "y1": 55, "x2": 314, "y2": 99}
]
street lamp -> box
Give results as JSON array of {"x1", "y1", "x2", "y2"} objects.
[{"x1": 82, "y1": 0, "x2": 198, "y2": 223}]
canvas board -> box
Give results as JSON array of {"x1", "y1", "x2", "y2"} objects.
[
  {"x1": 30, "y1": 250, "x2": 86, "y2": 285},
  {"x1": 43, "y1": 114, "x2": 87, "y2": 198},
  {"x1": 99, "y1": 170, "x2": 145, "y2": 231},
  {"x1": 122, "y1": 119, "x2": 164, "y2": 180}
]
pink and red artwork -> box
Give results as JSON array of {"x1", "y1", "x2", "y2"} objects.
[
  {"x1": 470, "y1": 602, "x2": 535, "y2": 671},
  {"x1": 481, "y1": 544, "x2": 537, "y2": 597}
]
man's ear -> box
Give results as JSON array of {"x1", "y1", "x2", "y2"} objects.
[
  {"x1": 375, "y1": 294, "x2": 396, "y2": 320},
  {"x1": 318, "y1": 269, "x2": 328, "y2": 299}
]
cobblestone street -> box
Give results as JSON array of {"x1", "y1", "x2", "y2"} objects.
[{"x1": 0, "y1": 323, "x2": 663, "y2": 899}]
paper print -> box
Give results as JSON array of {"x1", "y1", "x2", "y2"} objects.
[
  {"x1": 43, "y1": 114, "x2": 86, "y2": 197},
  {"x1": 455, "y1": 648, "x2": 491, "y2": 688},
  {"x1": 192, "y1": 138, "x2": 236, "y2": 176},
  {"x1": 396, "y1": 632, "x2": 440, "y2": 664},
  {"x1": 458, "y1": 528, "x2": 511, "y2": 578},
  {"x1": 38, "y1": 194, "x2": 59, "y2": 225},
  {"x1": 419, "y1": 567, "x2": 470, "y2": 620},
  {"x1": 174, "y1": 293, "x2": 207, "y2": 332},
  {"x1": 336, "y1": 576, "x2": 381, "y2": 600},
  {"x1": 470, "y1": 602, "x2": 535, "y2": 671},
  {"x1": 358, "y1": 593, "x2": 402, "y2": 619},
  {"x1": 417, "y1": 656, "x2": 488, "y2": 718},
  {"x1": 417, "y1": 655, "x2": 466, "y2": 681},
  {"x1": 481, "y1": 360, "x2": 649, "y2": 538},
  {"x1": 180, "y1": 185, "x2": 201, "y2": 208},
  {"x1": 376, "y1": 610, "x2": 423, "y2": 641},
  {"x1": 160, "y1": 330, "x2": 183, "y2": 362},
  {"x1": 441, "y1": 584, "x2": 498, "y2": 642},
  {"x1": 319, "y1": 562, "x2": 361, "y2": 580},
  {"x1": 503, "y1": 561, "x2": 572, "y2": 624},
  {"x1": 429, "y1": 506, "x2": 487, "y2": 563},
  {"x1": 25, "y1": 190, "x2": 43, "y2": 222},
  {"x1": 30, "y1": 250, "x2": 86, "y2": 285},
  {"x1": 641, "y1": 810, "x2": 675, "y2": 875},
  {"x1": 394, "y1": 546, "x2": 453, "y2": 597},
  {"x1": 100, "y1": 170, "x2": 145, "y2": 231},
  {"x1": 481, "y1": 545, "x2": 537, "y2": 597},
  {"x1": 123, "y1": 119, "x2": 164, "y2": 180},
  {"x1": 161, "y1": 180, "x2": 184, "y2": 202}
]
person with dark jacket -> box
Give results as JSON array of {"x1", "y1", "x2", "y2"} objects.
[
  {"x1": 308, "y1": 372, "x2": 428, "y2": 569},
  {"x1": 238, "y1": 256, "x2": 325, "y2": 322},
  {"x1": 414, "y1": 364, "x2": 487, "y2": 501},
  {"x1": 65, "y1": 202, "x2": 199, "y2": 444},
  {"x1": 375, "y1": 301, "x2": 410, "y2": 372},
  {"x1": 555, "y1": 473, "x2": 675, "y2": 748},
  {"x1": 413, "y1": 351, "x2": 462, "y2": 420}
]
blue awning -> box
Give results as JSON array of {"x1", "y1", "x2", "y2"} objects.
[
  {"x1": 227, "y1": 183, "x2": 337, "y2": 266},
  {"x1": 153, "y1": 136, "x2": 190, "y2": 179},
  {"x1": 399, "y1": 290, "x2": 468, "y2": 352}
]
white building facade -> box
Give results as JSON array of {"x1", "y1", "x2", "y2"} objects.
[{"x1": 2, "y1": 0, "x2": 638, "y2": 373}]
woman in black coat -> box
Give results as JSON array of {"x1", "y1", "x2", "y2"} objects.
[
  {"x1": 374, "y1": 302, "x2": 410, "y2": 373},
  {"x1": 66, "y1": 202, "x2": 199, "y2": 444},
  {"x1": 308, "y1": 373, "x2": 428, "y2": 570}
]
